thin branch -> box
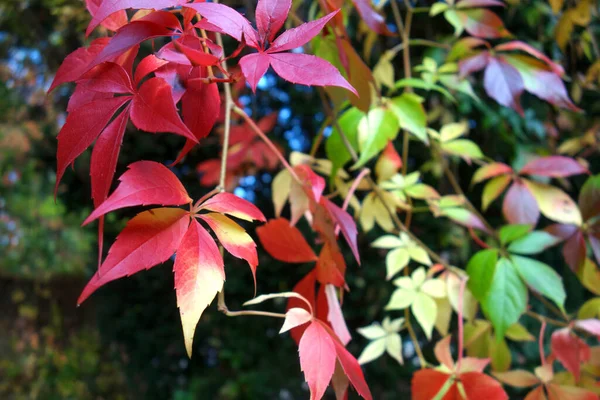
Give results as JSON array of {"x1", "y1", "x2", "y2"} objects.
[{"x1": 539, "y1": 321, "x2": 547, "y2": 366}]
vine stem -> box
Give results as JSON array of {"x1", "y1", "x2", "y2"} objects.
[
  {"x1": 525, "y1": 310, "x2": 569, "y2": 328},
  {"x1": 456, "y1": 277, "x2": 467, "y2": 371},
  {"x1": 539, "y1": 320, "x2": 547, "y2": 366}
]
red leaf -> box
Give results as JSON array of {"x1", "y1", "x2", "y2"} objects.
[
  {"x1": 78, "y1": 208, "x2": 190, "y2": 304},
  {"x1": 239, "y1": 52, "x2": 271, "y2": 93},
  {"x1": 173, "y1": 41, "x2": 221, "y2": 67},
  {"x1": 299, "y1": 321, "x2": 337, "y2": 400},
  {"x1": 199, "y1": 192, "x2": 266, "y2": 222},
  {"x1": 561, "y1": 230, "x2": 587, "y2": 272},
  {"x1": 288, "y1": 270, "x2": 318, "y2": 343},
  {"x1": 316, "y1": 242, "x2": 346, "y2": 287},
  {"x1": 351, "y1": 0, "x2": 393, "y2": 36},
  {"x1": 333, "y1": 339, "x2": 373, "y2": 400},
  {"x1": 78, "y1": 62, "x2": 134, "y2": 94},
  {"x1": 134, "y1": 54, "x2": 169, "y2": 85},
  {"x1": 90, "y1": 15, "x2": 180, "y2": 69},
  {"x1": 256, "y1": 218, "x2": 318, "y2": 263},
  {"x1": 86, "y1": 0, "x2": 186, "y2": 35},
  {"x1": 256, "y1": 0, "x2": 292, "y2": 42},
  {"x1": 90, "y1": 104, "x2": 131, "y2": 206},
  {"x1": 461, "y1": 372, "x2": 508, "y2": 400},
  {"x1": 484, "y1": 57, "x2": 524, "y2": 115},
  {"x1": 411, "y1": 369, "x2": 453, "y2": 400},
  {"x1": 84, "y1": 161, "x2": 192, "y2": 224},
  {"x1": 49, "y1": 38, "x2": 109, "y2": 92},
  {"x1": 199, "y1": 213, "x2": 258, "y2": 287},
  {"x1": 323, "y1": 199, "x2": 361, "y2": 264},
  {"x1": 502, "y1": 181, "x2": 540, "y2": 225},
  {"x1": 187, "y1": 2, "x2": 259, "y2": 48},
  {"x1": 182, "y1": 73, "x2": 221, "y2": 140},
  {"x1": 267, "y1": 11, "x2": 339, "y2": 53},
  {"x1": 520, "y1": 156, "x2": 588, "y2": 178},
  {"x1": 269, "y1": 53, "x2": 357, "y2": 95},
  {"x1": 174, "y1": 219, "x2": 225, "y2": 357},
  {"x1": 130, "y1": 77, "x2": 197, "y2": 141},
  {"x1": 56, "y1": 96, "x2": 131, "y2": 192},
  {"x1": 551, "y1": 328, "x2": 591, "y2": 381},
  {"x1": 461, "y1": 8, "x2": 510, "y2": 39},
  {"x1": 66, "y1": 85, "x2": 113, "y2": 113},
  {"x1": 86, "y1": 0, "x2": 128, "y2": 31}
]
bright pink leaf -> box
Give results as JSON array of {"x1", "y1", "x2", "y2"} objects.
[
  {"x1": 575, "y1": 319, "x2": 600, "y2": 337},
  {"x1": 502, "y1": 181, "x2": 540, "y2": 225},
  {"x1": 551, "y1": 328, "x2": 591, "y2": 381},
  {"x1": 49, "y1": 38, "x2": 109, "y2": 92},
  {"x1": 256, "y1": 218, "x2": 318, "y2": 263},
  {"x1": 351, "y1": 0, "x2": 393, "y2": 36},
  {"x1": 288, "y1": 270, "x2": 318, "y2": 343},
  {"x1": 239, "y1": 52, "x2": 271, "y2": 92},
  {"x1": 187, "y1": 2, "x2": 259, "y2": 48},
  {"x1": 56, "y1": 96, "x2": 131, "y2": 192},
  {"x1": 484, "y1": 57, "x2": 524, "y2": 115},
  {"x1": 174, "y1": 219, "x2": 225, "y2": 357},
  {"x1": 173, "y1": 41, "x2": 221, "y2": 67},
  {"x1": 270, "y1": 52, "x2": 357, "y2": 94},
  {"x1": 86, "y1": 0, "x2": 128, "y2": 31},
  {"x1": 520, "y1": 156, "x2": 588, "y2": 178},
  {"x1": 256, "y1": 0, "x2": 292, "y2": 42},
  {"x1": 199, "y1": 192, "x2": 266, "y2": 222},
  {"x1": 333, "y1": 339, "x2": 373, "y2": 400},
  {"x1": 323, "y1": 199, "x2": 360, "y2": 264},
  {"x1": 86, "y1": 0, "x2": 186, "y2": 35},
  {"x1": 90, "y1": 104, "x2": 131, "y2": 206},
  {"x1": 78, "y1": 207, "x2": 190, "y2": 304},
  {"x1": 84, "y1": 161, "x2": 192, "y2": 224},
  {"x1": 299, "y1": 321, "x2": 337, "y2": 400},
  {"x1": 267, "y1": 11, "x2": 339, "y2": 53},
  {"x1": 130, "y1": 77, "x2": 197, "y2": 141}
]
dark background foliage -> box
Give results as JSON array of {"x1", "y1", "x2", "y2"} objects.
[{"x1": 0, "y1": 0, "x2": 598, "y2": 399}]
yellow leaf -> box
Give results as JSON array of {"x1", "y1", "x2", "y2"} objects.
[
  {"x1": 505, "y1": 323, "x2": 535, "y2": 342},
  {"x1": 523, "y1": 179, "x2": 582, "y2": 225},
  {"x1": 549, "y1": 0, "x2": 565, "y2": 14},
  {"x1": 482, "y1": 175, "x2": 512, "y2": 210},
  {"x1": 577, "y1": 258, "x2": 600, "y2": 295},
  {"x1": 386, "y1": 248, "x2": 410, "y2": 280},
  {"x1": 578, "y1": 298, "x2": 600, "y2": 319},
  {"x1": 386, "y1": 287, "x2": 416, "y2": 310},
  {"x1": 435, "y1": 297, "x2": 453, "y2": 336},
  {"x1": 412, "y1": 292, "x2": 438, "y2": 339},
  {"x1": 489, "y1": 336, "x2": 512, "y2": 372},
  {"x1": 272, "y1": 169, "x2": 291, "y2": 217},
  {"x1": 556, "y1": 11, "x2": 575, "y2": 51}
]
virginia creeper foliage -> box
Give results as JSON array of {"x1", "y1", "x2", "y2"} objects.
[{"x1": 51, "y1": 0, "x2": 600, "y2": 398}]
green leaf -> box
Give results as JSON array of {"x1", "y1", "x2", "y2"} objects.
[
  {"x1": 467, "y1": 249, "x2": 498, "y2": 301},
  {"x1": 481, "y1": 258, "x2": 528, "y2": 340},
  {"x1": 505, "y1": 323, "x2": 535, "y2": 342},
  {"x1": 507, "y1": 231, "x2": 560, "y2": 255},
  {"x1": 482, "y1": 175, "x2": 512, "y2": 211},
  {"x1": 354, "y1": 107, "x2": 399, "y2": 168},
  {"x1": 441, "y1": 139, "x2": 484, "y2": 160},
  {"x1": 389, "y1": 93, "x2": 428, "y2": 142},
  {"x1": 326, "y1": 107, "x2": 363, "y2": 180},
  {"x1": 499, "y1": 224, "x2": 533, "y2": 246},
  {"x1": 510, "y1": 255, "x2": 566, "y2": 310},
  {"x1": 393, "y1": 78, "x2": 455, "y2": 101}
]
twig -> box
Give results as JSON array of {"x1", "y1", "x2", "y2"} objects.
[{"x1": 539, "y1": 320, "x2": 547, "y2": 366}]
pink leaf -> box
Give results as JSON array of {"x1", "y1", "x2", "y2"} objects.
[
  {"x1": 199, "y1": 192, "x2": 266, "y2": 222},
  {"x1": 325, "y1": 284, "x2": 351, "y2": 346},
  {"x1": 495, "y1": 41, "x2": 565, "y2": 76},
  {"x1": 56, "y1": 96, "x2": 131, "y2": 192},
  {"x1": 84, "y1": 161, "x2": 192, "y2": 224},
  {"x1": 90, "y1": 104, "x2": 131, "y2": 206},
  {"x1": 299, "y1": 321, "x2": 337, "y2": 400},
  {"x1": 173, "y1": 41, "x2": 221, "y2": 67},
  {"x1": 351, "y1": 0, "x2": 393, "y2": 35},
  {"x1": 551, "y1": 328, "x2": 591, "y2": 382},
  {"x1": 90, "y1": 14, "x2": 181, "y2": 69},
  {"x1": 174, "y1": 219, "x2": 225, "y2": 357},
  {"x1": 456, "y1": 0, "x2": 505, "y2": 7},
  {"x1": 130, "y1": 77, "x2": 197, "y2": 141},
  {"x1": 256, "y1": 0, "x2": 292, "y2": 42},
  {"x1": 459, "y1": 52, "x2": 490, "y2": 76},
  {"x1": 187, "y1": 2, "x2": 259, "y2": 48},
  {"x1": 78, "y1": 208, "x2": 190, "y2": 304},
  {"x1": 323, "y1": 199, "x2": 360, "y2": 264},
  {"x1": 269, "y1": 52, "x2": 357, "y2": 95},
  {"x1": 86, "y1": 0, "x2": 186, "y2": 36},
  {"x1": 268, "y1": 11, "x2": 339, "y2": 53},
  {"x1": 333, "y1": 339, "x2": 373, "y2": 400},
  {"x1": 49, "y1": 38, "x2": 109, "y2": 92},
  {"x1": 239, "y1": 52, "x2": 271, "y2": 92},
  {"x1": 256, "y1": 218, "x2": 318, "y2": 263},
  {"x1": 575, "y1": 319, "x2": 600, "y2": 337},
  {"x1": 502, "y1": 181, "x2": 540, "y2": 225},
  {"x1": 484, "y1": 57, "x2": 524, "y2": 115},
  {"x1": 520, "y1": 156, "x2": 588, "y2": 178},
  {"x1": 86, "y1": 0, "x2": 128, "y2": 31},
  {"x1": 472, "y1": 162, "x2": 513, "y2": 184}
]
